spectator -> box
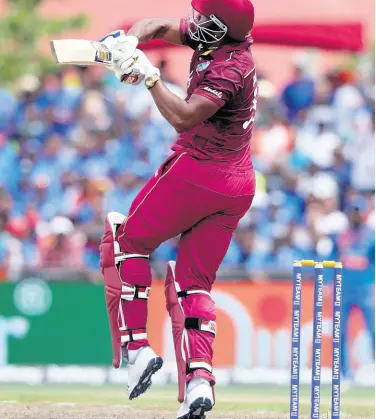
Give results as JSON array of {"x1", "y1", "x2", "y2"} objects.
[
  {"x1": 0, "y1": 85, "x2": 16, "y2": 131},
  {"x1": 281, "y1": 63, "x2": 315, "y2": 123},
  {"x1": 252, "y1": 111, "x2": 293, "y2": 168},
  {"x1": 331, "y1": 199, "x2": 375, "y2": 380},
  {"x1": 37, "y1": 216, "x2": 85, "y2": 269},
  {"x1": 0, "y1": 189, "x2": 24, "y2": 281},
  {"x1": 0, "y1": 63, "x2": 373, "y2": 280},
  {"x1": 0, "y1": 132, "x2": 19, "y2": 195},
  {"x1": 296, "y1": 120, "x2": 341, "y2": 169},
  {"x1": 328, "y1": 70, "x2": 365, "y2": 139},
  {"x1": 344, "y1": 109, "x2": 375, "y2": 192},
  {"x1": 305, "y1": 172, "x2": 348, "y2": 238},
  {"x1": 104, "y1": 172, "x2": 144, "y2": 215}
]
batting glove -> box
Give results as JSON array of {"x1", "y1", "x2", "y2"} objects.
[
  {"x1": 127, "y1": 49, "x2": 160, "y2": 79},
  {"x1": 99, "y1": 30, "x2": 139, "y2": 76},
  {"x1": 100, "y1": 30, "x2": 137, "y2": 51},
  {"x1": 115, "y1": 49, "x2": 160, "y2": 86}
]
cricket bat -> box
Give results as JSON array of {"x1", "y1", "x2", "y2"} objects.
[{"x1": 50, "y1": 39, "x2": 113, "y2": 66}]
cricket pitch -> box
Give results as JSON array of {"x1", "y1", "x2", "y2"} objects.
[{"x1": 0, "y1": 384, "x2": 374, "y2": 419}]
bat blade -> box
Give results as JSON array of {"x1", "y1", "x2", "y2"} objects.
[{"x1": 50, "y1": 39, "x2": 112, "y2": 66}]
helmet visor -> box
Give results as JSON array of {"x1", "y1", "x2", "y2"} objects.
[{"x1": 188, "y1": 7, "x2": 227, "y2": 44}]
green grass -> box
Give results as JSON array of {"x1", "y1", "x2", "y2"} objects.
[{"x1": 0, "y1": 385, "x2": 374, "y2": 417}]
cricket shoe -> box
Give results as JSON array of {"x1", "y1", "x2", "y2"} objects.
[
  {"x1": 176, "y1": 377, "x2": 214, "y2": 419},
  {"x1": 126, "y1": 346, "x2": 163, "y2": 400}
]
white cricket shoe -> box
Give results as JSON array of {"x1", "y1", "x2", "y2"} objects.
[
  {"x1": 176, "y1": 377, "x2": 214, "y2": 419},
  {"x1": 127, "y1": 346, "x2": 163, "y2": 400}
]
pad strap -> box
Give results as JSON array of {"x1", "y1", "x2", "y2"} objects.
[
  {"x1": 120, "y1": 328, "x2": 147, "y2": 344},
  {"x1": 114, "y1": 240, "x2": 149, "y2": 263},
  {"x1": 177, "y1": 288, "x2": 217, "y2": 336},
  {"x1": 185, "y1": 318, "x2": 217, "y2": 336},
  {"x1": 121, "y1": 282, "x2": 151, "y2": 301},
  {"x1": 115, "y1": 253, "x2": 150, "y2": 264},
  {"x1": 187, "y1": 357, "x2": 213, "y2": 374},
  {"x1": 177, "y1": 289, "x2": 212, "y2": 298}
]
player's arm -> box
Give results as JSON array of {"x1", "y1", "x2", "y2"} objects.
[
  {"x1": 149, "y1": 82, "x2": 220, "y2": 133},
  {"x1": 148, "y1": 61, "x2": 244, "y2": 132},
  {"x1": 127, "y1": 18, "x2": 182, "y2": 45}
]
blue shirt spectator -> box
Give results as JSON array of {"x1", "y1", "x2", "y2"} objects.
[{"x1": 282, "y1": 65, "x2": 315, "y2": 123}]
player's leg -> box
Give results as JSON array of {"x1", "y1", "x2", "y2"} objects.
[
  {"x1": 100, "y1": 153, "x2": 191, "y2": 398},
  {"x1": 100, "y1": 152, "x2": 243, "y2": 399},
  {"x1": 165, "y1": 196, "x2": 253, "y2": 418},
  {"x1": 99, "y1": 160, "x2": 169, "y2": 378},
  {"x1": 100, "y1": 210, "x2": 159, "y2": 400}
]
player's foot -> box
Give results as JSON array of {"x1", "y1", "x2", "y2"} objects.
[
  {"x1": 127, "y1": 346, "x2": 163, "y2": 400},
  {"x1": 176, "y1": 377, "x2": 214, "y2": 419}
]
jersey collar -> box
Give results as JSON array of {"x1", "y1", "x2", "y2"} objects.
[{"x1": 197, "y1": 36, "x2": 253, "y2": 56}]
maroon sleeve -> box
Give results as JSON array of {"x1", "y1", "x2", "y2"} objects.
[
  {"x1": 193, "y1": 62, "x2": 244, "y2": 106},
  {"x1": 179, "y1": 18, "x2": 200, "y2": 50}
]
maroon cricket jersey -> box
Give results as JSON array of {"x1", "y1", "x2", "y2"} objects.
[{"x1": 171, "y1": 18, "x2": 258, "y2": 171}]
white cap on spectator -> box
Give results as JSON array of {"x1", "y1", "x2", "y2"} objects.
[
  {"x1": 315, "y1": 211, "x2": 349, "y2": 235},
  {"x1": 292, "y1": 51, "x2": 310, "y2": 72},
  {"x1": 258, "y1": 79, "x2": 276, "y2": 99},
  {"x1": 16, "y1": 74, "x2": 40, "y2": 93},
  {"x1": 311, "y1": 173, "x2": 338, "y2": 200},
  {"x1": 49, "y1": 216, "x2": 75, "y2": 235},
  {"x1": 316, "y1": 236, "x2": 334, "y2": 257}
]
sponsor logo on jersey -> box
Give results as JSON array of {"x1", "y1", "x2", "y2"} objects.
[
  {"x1": 200, "y1": 48, "x2": 216, "y2": 56},
  {"x1": 196, "y1": 61, "x2": 210, "y2": 72},
  {"x1": 204, "y1": 86, "x2": 222, "y2": 98}
]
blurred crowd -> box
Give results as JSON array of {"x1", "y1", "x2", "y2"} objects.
[{"x1": 0, "y1": 57, "x2": 374, "y2": 281}]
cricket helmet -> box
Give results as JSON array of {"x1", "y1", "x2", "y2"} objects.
[{"x1": 189, "y1": 0, "x2": 255, "y2": 43}]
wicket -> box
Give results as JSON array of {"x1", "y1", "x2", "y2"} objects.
[{"x1": 289, "y1": 260, "x2": 343, "y2": 419}]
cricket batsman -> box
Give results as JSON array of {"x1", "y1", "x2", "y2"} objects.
[{"x1": 100, "y1": 0, "x2": 257, "y2": 417}]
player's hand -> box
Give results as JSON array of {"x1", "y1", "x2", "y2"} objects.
[
  {"x1": 107, "y1": 48, "x2": 144, "y2": 85},
  {"x1": 99, "y1": 30, "x2": 139, "y2": 73},
  {"x1": 100, "y1": 30, "x2": 137, "y2": 52},
  {"x1": 111, "y1": 49, "x2": 160, "y2": 86},
  {"x1": 133, "y1": 49, "x2": 160, "y2": 79},
  {"x1": 105, "y1": 49, "x2": 136, "y2": 82}
]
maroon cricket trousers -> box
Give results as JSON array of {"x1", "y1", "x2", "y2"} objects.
[{"x1": 115, "y1": 151, "x2": 255, "y2": 364}]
